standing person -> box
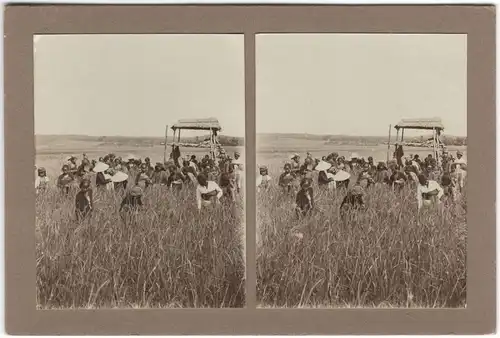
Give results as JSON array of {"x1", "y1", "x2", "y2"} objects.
[
  {"x1": 144, "y1": 157, "x2": 155, "y2": 177},
  {"x1": 453, "y1": 150, "x2": 467, "y2": 193},
  {"x1": 416, "y1": 174, "x2": 444, "y2": 210},
  {"x1": 219, "y1": 164, "x2": 236, "y2": 201},
  {"x1": 196, "y1": 173, "x2": 223, "y2": 210},
  {"x1": 172, "y1": 145, "x2": 182, "y2": 168},
  {"x1": 256, "y1": 165, "x2": 272, "y2": 192},
  {"x1": 316, "y1": 160, "x2": 335, "y2": 189},
  {"x1": 57, "y1": 164, "x2": 75, "y2": 195},
  {"x1": 290, "y1": 154, "x2": 301, "y2": 175},
  {"x1": 374, "y1": 162, "x2": 391, "y2": 185},
  {"x1": 440, "y1": 169, "x2": 457, "y2": 203},
  {"x1": 295, "y1": 177, "x2": 314, "y2": 218},
  {"x1": 35, "y1": 167, "x2": 50, "y2": 194},
  {"x1": 74, "y1": 178, "x2": 93, "y2": 221},
  {"x1": 135, "y1": 163, "x2": 153, "y2": 190},
  {"x1": 111, "y1": 171, "x2": 129, "y2": 191},
  {"x1": 232, "y1": 151, "x2": 244, "y2": 194},
  {"x1": 189, "y1": 155, "x2": 199, "y2": 172},
  {"x1": 279, "y1": 163, "x2": 296, "y2": 194},
  {"x1": 393, "y1": 143, "x2": 404, "y2": 168},
  {"x1": 94, "y1": 162, "x2": 111, "y2": 190},
  {"x1": 152, "y1": 163, "x2": 169, "y2": 186},
  {"x1": 66, "y1": 156, "x2": 79, "y2": 175}
]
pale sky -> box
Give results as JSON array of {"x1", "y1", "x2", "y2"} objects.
[
  {"x1": 34, "y1": 34, "x2": 245, "y2": 138},
  {"x1": 256, "y1": 34, "x2": 467, "y2": 137}
]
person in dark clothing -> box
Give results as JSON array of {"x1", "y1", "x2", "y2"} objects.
[
  {"x1": 120, "y1": 186, "x2": 144, "y2": 212},
  {"x1": 95, "y1": 170, "x2": 111, "y2": 189},
  {"x1": 394, "y1": 143, "x2": 404, "y2": 168},
  {"x1": 295, "y1": 177, "x2": 314, "y2": 218},
  {"x1": 172, "y1": 145, "x2": 182, "y2": 168},
  {"x1": 318, "y1": 168, "x2": 335, "y2": 187},
  {"x1": 57, "y1": 164, "x2": 75, "y2": 195},
  {"x1": 340, "y1": 183, "x2": 366, "y2": 218},
  {"x1": 390, "y1": 166, "x2": 407, "y2": 191},
  {"x1": 279, "y1": 163, "x2": 296, "y2": 194},
  {"x1": 135, "y1": 163, "x2": 153, "y2": 189},
  {"x1": 374, "y1": 162, "x2": 391, "y2": 185},
  {"x1": 152, "y1": 163, "x2": 169, "y2": 186},
  {"x1": 167, "y1": 164, "x2": 186, "y2": 191},
  {"x1": 219, "y1": 165, "x2": 236, "y2": 201},
  {"x1": 75, "y1": 178, "x2": 93, "y2": 221}
]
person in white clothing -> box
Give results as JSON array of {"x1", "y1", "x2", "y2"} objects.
[
  {"x1": 416, "y1": 174, "x2": 444, "y2": 210},
  {"x1": 35, "y1": 167, "x2": 50, "y2": 194},
  {"x1": 232, "y1": 152, "x2": 244, "y2": 193},
  {"x1": 452, "y1": 150, "x2": 467, "y2": 193},
  {"x1": 196, "y1": 173, "x2": 223, "y2": 210},
  {"x1": 256, "y1": 166, "x2": 272, "y2": 192}
]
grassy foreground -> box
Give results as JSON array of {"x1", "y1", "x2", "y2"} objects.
[
  {"x1": 257, "y1": 171, "x2": 467, "y2": 308},
  {"x1": 36, "y1": 186, "x2": 245, "y2": 308}
]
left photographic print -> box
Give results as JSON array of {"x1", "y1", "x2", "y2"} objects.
[{"x1": 34, "y1": 34, "x2": 246, "y2": 309}]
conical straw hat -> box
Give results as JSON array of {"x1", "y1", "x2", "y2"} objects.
[
  {"x1": 93, "y1": 162, "x2": 109, "y2": 173},
  {"x1": 315, "y1": 160, "x2": 332, "y2": 172},
  {"x1": 333, "y1": 170, "x2": 351, "y2": 182},
  {"x1": 111, "y1": 171, "x2": 129, "y2": 183}
]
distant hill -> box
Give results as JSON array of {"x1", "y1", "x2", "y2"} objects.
[
  {"x1": 36, "y1": 134, "x2": 244, "y2": 148},
  {"x1": 257, "y1": 133, "x2": 466, "y2": 147}
]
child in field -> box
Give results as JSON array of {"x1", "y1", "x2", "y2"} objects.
[
  {"x1": 295, "y1": 177, "x2": 314, "y2": 218},
  {"x1": 279, "y1": 163, "x2": 296, "y2": 194},
  {"x1": 196, "y1": 173, "x2": 223, "y2": 210},
  {"x1": 256, "y1": 166, "x2": 272, "y2": 192},
  {"x1": 232, "y1": 152, "x2": 244, "y2": 193},
  {"x1": 75, "y1": 178, "x2": 93, "y2": 221},
  {"x1": 57, "y1": 164, "x2": 75, "y2": 195},
  {"x1": 35, "y1": 167, "x2": 50, "y2": 194}
]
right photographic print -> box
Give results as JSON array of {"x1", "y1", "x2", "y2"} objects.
[{"x1": 256, "y1": 34, "x2": 467, "y2": 308}]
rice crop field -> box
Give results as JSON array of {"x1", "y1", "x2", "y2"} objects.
[
  {"x1": 35, "y1": 140, "x2": 246, "y2": 309},
  {"x1": 256, "y1": 140, "x2": 467, "y2": 308}
]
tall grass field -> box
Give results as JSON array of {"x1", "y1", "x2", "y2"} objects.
[
  {"x1": 35, "y1": 149, "x2": 245, "y2": 309},
  {"x1": 256, "y1": 145, "x2": 467, "y2": 308}
]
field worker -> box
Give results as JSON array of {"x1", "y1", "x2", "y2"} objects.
[
  {"x1": 295, "y1": 177, "x2": 314, "y2": 218},
  {"x1": 144, "y1": 157, "x2": 155, "y2": 177},
  {"x1": 339, "y1": 183, "x2": 366, "y2": 218},
  {"x1": 35, "y1": 167, "x2": 50, "y2": 194},
  {"x1": 167, "y1": 164, "x2": 186, "y2": 191},
  {"x1": 393, "y1": 143, "x2": 404, "y2": 167},
  {"x1": 440, "y1": 169, "x2": 457, "y2": 203},
  {"x1": 279, "y1": 163, "x2": 296, "y2": 194},
  {"x1": 57, "y1": 164, "x2": 75, "y2": 195},
  {"x1": 416, "y1": 174, "x2": 444, "y2": 210},
  {"x1": 374, "y1": 162, "x2": 391, "y2": 185},
  {"x1": 357, "y1": 169, "x2": 374, "y2": 189},
  {"x1": 120, "y1": 186, "x2": 144, "y2": 213},
  {"x1": 404, "y1": 160, "x2": 419, "y2": 184},
  {"x1": 189, "y1": 155, "x2": 199, "y2": 171},
  {"x1": 334, "y1": 166, "x2": 351, "y2": 190},
  {"x1": 367, "y1": 156, "x2": 376, "y2": 172},
  {"x1": 453, "y1": 151, "x2": 467, "y2": 193},
  {"x1": 256, "y1": 165, "x2": 272, "y2": 192},
  {"x1": 290, "y1": 154, "x2": 301, "y2": 175},
  {"x1": 181, "y1": 159, "x2": 197, "y2": 179},
  {"x1": 390, "y1": 166, "x2": 407, "y2": 192},
  {"x1": 317, "y1": 160, "x2": 335, "y2": 189},
  {"x1": 196, "y1": 173, "x2": 223, "y2": 210},
  {"x1": 219, "y1": 164, "x2": 236, "y2": 201},
  {"x1": 152, "y1": 162, "x2": 169, "y2": 186},
  {"x1": 66, "y1": 156, "x2": 78, "y2": 175},
  {"x1": 75, "y1": 178, "x2": 93, "y2": 221},
  {"x1": 304, "y1": 152, "x2": 315, "y2": 171},
  {"x1": 135, "y1": 163, "x2": 153, "y2": 189},
  {"x1": 232, "y1": 151, "x2": 244, "y2": 194},
  {"x1": 94, "y1": 162, "x2": 112, "y2": 190}
]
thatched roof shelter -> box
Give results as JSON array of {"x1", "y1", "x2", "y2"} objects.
[
  {"x1": 171, "y1": 118, "x2": 221, "y2": 131},
  {"x1": 394, "y1": 117, "x2": 444, "y2": 131}
]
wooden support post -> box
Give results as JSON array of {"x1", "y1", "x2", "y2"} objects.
[
  {"x1": 387, "y1": 124, "x2": 392, "y2": 163},
  {"x1": 163, "y1": 125, "x2": 169, "y2": 163}
]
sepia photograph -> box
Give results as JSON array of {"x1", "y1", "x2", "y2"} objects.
[
  {"x1": 34, "y1": 34, "x2": 246, "y2": 309},
  {"x1": 256, "y1": 34, "x2": 467, "y2": 308}
]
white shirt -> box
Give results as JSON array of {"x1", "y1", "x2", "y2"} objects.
[
  {"x1": 196, "y1": 181, "x2": 223, "y2": 209},
  {"x1": 416, "y1": 180, "x2": 444, "y2": 209},
  {"x1": 232, "y1": 158, "x2": 244, "y2": 173},
  {"x1": 256, "y1": 174, "x2": 272, "y2": 187},
  {"x1": 35, "y1": 176, "x2": 50, "y2": 190}
]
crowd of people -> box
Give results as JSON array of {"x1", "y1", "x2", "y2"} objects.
[
  {"x1": 35, "y1": 146, "x2": 245, "y2": 221},
  {"x1": 256, "y1": 146, "x2": 467, "y2": 219}
]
